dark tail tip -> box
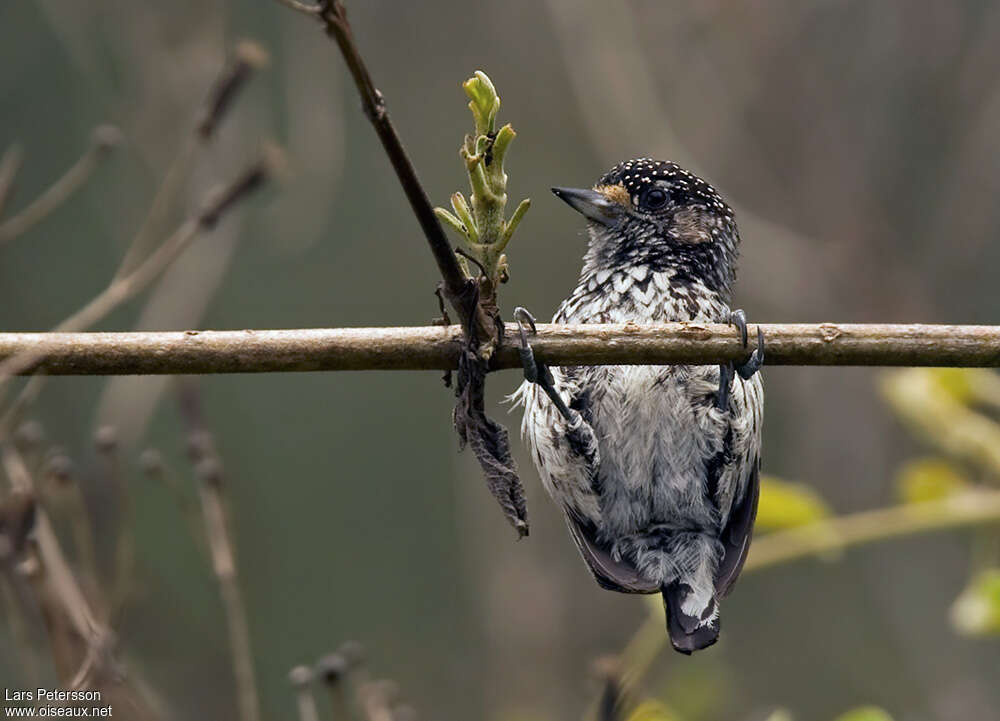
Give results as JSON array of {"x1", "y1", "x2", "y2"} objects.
[{"x1": 662, "y1": 584, "x2": 720, "y2": 654}]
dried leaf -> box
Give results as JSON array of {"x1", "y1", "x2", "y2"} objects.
[{"x1": 449, "y1": 280, "x2": 528, "y2": 537}]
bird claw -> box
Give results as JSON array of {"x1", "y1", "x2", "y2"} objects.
[
  {"x1": 716, "y1": 309, "x2": 764, "y2": 410},
  {"x1": 736, "y1": 326, "x2": 765, "y2": 380},
  {"x1": 514, "y1": 306, "x2": 576, "y2": 422},
  {"x1": 731, "y1": 308, "x2": 749, "y2": 347},
  {"x1": 716, "y1": 362, "x2": 735, "y2": 412}
]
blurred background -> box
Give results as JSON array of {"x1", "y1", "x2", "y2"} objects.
[{"x1": 2, "y1": 1, "x2": 1000, "y2": 720}]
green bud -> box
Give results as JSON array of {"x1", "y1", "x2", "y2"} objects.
[{"x1": 463, "y1": 70, "x2": 500, "y2": 136}]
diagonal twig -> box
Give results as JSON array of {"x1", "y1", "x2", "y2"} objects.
[
  {"x1": 0, "y1": 443, "x2": 159, "y2": 719},
  {"x1": 275, "y1": 0, "x2": 527, "y2": 533},
  {"x1": 0, "y1": 144, "x2": 285, "y2": 427},
  {"x1": 275, "y1": 0, "x2": 488, "y2": 336},
  {"x1": 0, "y1": 143, "x2": 25, "y2": 218},
  {"x1": 0, "y1": 126, "x2": 122, "y2": 247},
  {"x1": 0, "y1": 41, "x2": 274, "y2": 436},
  {"x1": 614, "y1": 487, "x2": 1000, "y2": 696},
  {"x1": 114, "y1": 39, "x2": 269, "y2": 281}
]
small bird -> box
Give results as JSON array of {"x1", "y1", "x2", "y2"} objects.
[{"x1": 513, "y1": 158, "x2": 763, "y2": 654}]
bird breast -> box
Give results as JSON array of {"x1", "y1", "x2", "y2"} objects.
[
  {"x1": 557, "y1": 267, "x2": 730, "y2": 324},
  {"x1": 589, "y1": 363, "x2": 728, "y2": 537}
]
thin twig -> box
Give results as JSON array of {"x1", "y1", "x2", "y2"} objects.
[
  {"x1": 273, "y1": 0, "x2": 321, "y2": 17},
  {"x1": 41, "y1": 451, "x2": 102, "y2": 603},
  {"x1": 0, "y1": 144, "x2": 284, "y2": 419},
  {"x1": 139, "y1": 448, "x2": 209, "y2": 560},
  {"x1": 315, "y1": 652, "x2": 353, "y2": 721},
  {"x1": 0, "y1": 41, "x2": 272, "y2": 438},
  {"x1": 276, "y1": 0, "x2": 490, "y2": 337},
  {"x1": 617, "y1": 487, "x2": 1000, "y2": 692},
  {"x1": 115, "y1": 40, "x2": 267, "y2": 280},
  {"x1": 197, "y1": 40, "x2": 270, "y2": 140},
  {"x1": 94, "y1": 426, "x2": 135, "y2": 620},
  {"x1": 0, "y1": 570, "x2": 43, "y2": 687},
  {"x1": 1, "y1": 444, "x2": 161, "y2": 718},
  {"x1": 289, "y1": 666, "x2": 322, "y2": 721},
  {"x1": 0, "y1": 39, "x2": 272, "y2": 436},
  {"x1": 0, "y1": 323, "x2": 999, "y2": 376},
  {"x1": 0, "y1": 126, "x2": 121, "y2": 247},
  {"x1": 1, "y1": 445, "x2": 109, "y2": 681},
  {"x1": 0, "y1": 143, "x2": 24, "y2": 218},
  {"x1": 356, "y1": 681, "x2": 398, "y2": 721},
  {"x1": 176, "y1": 381, "x2": 261, "y2": 721},
  {"x1": 0, "y1": 489, "x2": 43, "y2": 687},
  {"x1": 745, "y1": 489, "x2": 1000, "y2": 572}
]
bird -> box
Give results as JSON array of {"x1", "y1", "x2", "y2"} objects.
[{"x1": 512, "y1": 158, "x2": 763, "y2": 654}]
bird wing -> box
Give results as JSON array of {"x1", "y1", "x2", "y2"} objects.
[
  {"x1": 714, "y1": 457, "x2": 760, "y2": 597},
  {"x1": 565, "y1": 513, "x2": 659, "y2": 594}
]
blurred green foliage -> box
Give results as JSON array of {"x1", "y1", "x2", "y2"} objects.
[
  {"x1": 623, "y1": 700, "x2": 682, "y2": 721},
  {"x1": 894, "y1": 458, "x2": 970, "y2": 504},
  {"x1": 951, "y1": 568, "x2": 1000, "y2": 637},
  {"x1": 756, "y1": 476, "x2": 832, "y2": 531},
  {"x1": 830, "y1": 707, "x2": 895, "y2": 721}
]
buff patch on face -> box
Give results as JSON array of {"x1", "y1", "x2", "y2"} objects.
[{"x1": 594, "y1": 183, "x2": 630, "y2": 207}]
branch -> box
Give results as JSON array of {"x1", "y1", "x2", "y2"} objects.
[
  {"x1": 176, "y1": 381, "x2": 261, "y2": 721},
  {"x1": 0, "y1": 444, "x2": 159, "y2": 718},
  {"x1": 0, "y1": 126, "x2": 121, "y2": 247},
  {"x1": 276, "y1": 0, "x2": 491, "y2": 337},
  {"x1": 0, "y1": 323, "x2": 999, "y2": 375},
  {"x1": 114, "y1": 39, "x2": 268, "y2": 280},
  {"x1": 0, "y1": 145, "x2": 283, "y2": 395},
  {"x1": 0, "y1": 143, "x2": 24, "y2": 218},
  {"x1": 745, "y1": 488, "x2": 1000, "y2": 572},
  {"x1": 617, "y1": 488, "x2": 1000, "y2": 694}
]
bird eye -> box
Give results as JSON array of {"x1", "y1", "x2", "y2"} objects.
[{"x1": 644, "y1": 188, "x2": 668, "y2": 210}]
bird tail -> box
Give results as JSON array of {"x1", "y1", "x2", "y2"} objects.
[{"x1": 661, "y1": 583, "x2": 720, "y2": 654}]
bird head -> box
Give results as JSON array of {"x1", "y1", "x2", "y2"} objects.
[{"x1": 553, "y1": 158, "x2": 740, "y2": 295}]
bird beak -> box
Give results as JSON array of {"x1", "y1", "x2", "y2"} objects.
[{"x1": 551, "y1": 187, "x2": 624, "y2": 228}]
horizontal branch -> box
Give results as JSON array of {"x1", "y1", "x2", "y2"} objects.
[{"x1": 0, "y1": 323, "x2": 998, "y2": 376}]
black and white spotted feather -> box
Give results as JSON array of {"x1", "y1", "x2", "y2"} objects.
[{"x1": 513, "y1": 159, "x2": 763, "y2": 654}]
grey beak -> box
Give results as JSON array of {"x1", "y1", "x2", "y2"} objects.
[{"x1": 551, "y1": 187, "x2": 623, "y2": 228}]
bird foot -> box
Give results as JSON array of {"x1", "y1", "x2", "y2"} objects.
[
  {"x1": 514, "y1": 306, "x2": 577, "y2": 423},
  {"x1": 716, "y1": 309, "x2": 764, "y2": 411}
]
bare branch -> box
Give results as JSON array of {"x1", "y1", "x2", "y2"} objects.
[
  {"x1": 744, "y1": 489, "x2": 1000, "y2": 572},
  {"x1": 275, "y1": 0, "x2": 490, "y2": 336},
  {"x1": 0, "y1": 323, "x2": 998, "y2": 376},
  {"x1": 0, "y1": 126, "x2": 121, "y2": 247},
  {"x1": 617, "y1": 487, "x2": 1000, "y2": 692},
  {"x1": 0, "y1": 444, "x2": 160, "y2": 718},
  {"x1": 0, "y1": 145, "x2": 283, "y2": 406},
  {"x1": 115, "y1": 39, "x2": 267, "y2": 280},
  {"x1": 176, "y1": 382, "x2": 261, "y2": 721},
  {"x1": 288, "y1": 666, "x2": 321, "y2": 721},
  {"x1": 0, "y1": 143, "x2": 24, "y2": 218},
  {"x1": 272, "y1": 0, "x2": 321, "y2": 17},
  {"x1": 197, "y1": 40, "x2": 270, "y2": 140}
]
